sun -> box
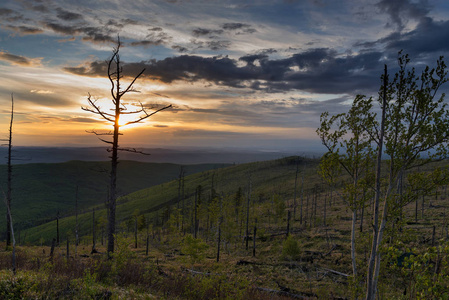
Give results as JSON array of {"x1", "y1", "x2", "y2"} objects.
[{"x1": 118, "y1": 112, "x2": 146, "y2": 128}]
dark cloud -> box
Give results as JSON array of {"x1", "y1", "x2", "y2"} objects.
[
  {"x1": 0, "y1": 8, "x2": 14, "y2": 15},
  {"x1": 130, "y1": 40, "x2": 164, "y2": 47},
  {"x1": 0, "y1": 8, "x2": 24, "y2": 21},
  {"x1": 383, "y1": 18, "x2": 449, "y2": 55},
  {"x1": 130, "y1": 30, "x2": 171, "y2": 47},
  {"x1": 222, "y1": 23, "x2": 250, "y2": 30},
  {"x1": 222, "y1": 22, "x2": 257, "y2": 34},
  {"x1": 63, "y1": 60, "x2": 106, "y2": 77},
  {"x1": 206, "y1": 40, "x2": 231, "y2": 50},
  {"x1": 172, "y1": 45, "x2": 189, "y2": 52},
  {"x1": 43, "y1": 22, "x2": 115, "y2": 43},
  {"x1": 376, "y1": 0, "x2": 430, "y2": 31},
  {"x1": 3, "y1": 25, "x2": 44, "y2": 35},
  {"x1": 56, "y1": 8, "x2": 83, "y2": 21},
  {"x1": 356, "y1": 16, "x2": 449, "y2": 57},
  {"x1": 192, "y1": 28, "x2": 224, "y2": 37},
  {"x1": 0, "y1": 51, "x2": 40, "y2": 66},
  {"x1": 105, "y1": 18, "x2": 140, "y2": 28},
  {"x1": 64, "y1": 48, "x2": 389, "y2": 95}
]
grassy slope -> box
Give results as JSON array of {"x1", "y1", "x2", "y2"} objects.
[
  {"x1": 0, "y1": 160, "x2": 227, "y2": 234},
  {"x1": 10, "y1": 157, "x2": 449, "y2": 298},
  {"x1": 22, "y1": 156, "x2": 319, "y2": 244}
]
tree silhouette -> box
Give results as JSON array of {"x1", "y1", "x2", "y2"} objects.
[
  {"x1": 2, "y1": 93, "x2": 14, "y2": 247},
  {"x1": 82, "y1": 38, "x2": 172, "y2": 255}
]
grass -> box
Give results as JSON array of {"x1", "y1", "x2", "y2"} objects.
[{"x1": 3, "y1": 156, "x2": 449, "y2": 298}]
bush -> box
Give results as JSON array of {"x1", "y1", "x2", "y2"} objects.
[{"x1": 281, "y1": 236, "x2": 300, "y2": 261}]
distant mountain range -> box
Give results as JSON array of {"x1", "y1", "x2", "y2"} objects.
[{"x1": 0, "y1": 146, "x2": 323, "y2": 165}]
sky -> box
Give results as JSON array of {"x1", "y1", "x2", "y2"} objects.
[{"x1": 0, "y1": 0, "x2": 449, "y2": 152}]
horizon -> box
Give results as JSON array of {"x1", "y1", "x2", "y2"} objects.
[{"x1": 1, "y1": 1, "x2": 449, "y2": 150}]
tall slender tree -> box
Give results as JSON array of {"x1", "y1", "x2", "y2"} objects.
[
  {"x1": 365, "y1": 54, "x2": 449, "y2": 299},
  {"x1": 318, "y1": 53, "x2": 449, "y2": 299},
  {"x1": 82, "y1": 38, "x2": 171, "y2": 255},
  {"x1": 5, "y1": 93, "x2": 13, "y2": 247}
]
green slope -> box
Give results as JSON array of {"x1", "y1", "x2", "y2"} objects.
[
  {"x1": 22, "y1": 156, "x2": 319, "y2": 244},
  {"x1": 0, "y1": 160, "x2": 227, "y2": 237}
]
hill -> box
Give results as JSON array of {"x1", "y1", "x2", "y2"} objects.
[
  {"x1": 10, "y1": 156, "x2": 449, "y2": 298},
  {"x1": 0, "y1": 160, "x2": 228, "y2": 236},
  {"x1": 20, "y1": 156, "x2": 319, "y2": 244}
]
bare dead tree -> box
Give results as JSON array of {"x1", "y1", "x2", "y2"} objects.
[
  {"x1": 82, "y1": 38, "x2": 172, "y2": 255},
  {"x1": 1, "y1": 93, "x2": 14, "y2": 247}
]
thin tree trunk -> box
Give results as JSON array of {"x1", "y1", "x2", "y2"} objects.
[
  {"x1": 75, "y1": 186, "x2": 79, "y2": 254},
  {"x1": 246, "y1": 175, "x2": 251, "y2": 250},
  {"x1": 351, "y1": 210, "x2": 357, "y2": 277},
  {"x1": 56, "y1": 210, "x2": 60, "y2": 246},
  {"x1": 216, "y1": 216, "x2": 222, "y2": 262},
  {"x1": 300, "y1": 163, "x2": 305, "y2": 225},
  {"x1": 134, "y1": 216, "x2": 138, "y2": 249},
  {"x1": 293, "y1": 159, "x2": 299, "y2": 220},
  {"x1": 194, "y1": 189, "x2": 198, "y2": 238},
  {"x1": 92, "y1": 208, "x2": 97, "y2": 253},
  {"x1": 6, "y1": 94, "x2": 13, "y2": 247},
  {"x1": 366, "y1": 65, "x2": 387, "y2": 300},
  {"x1": 253, "y1": 218, "x2": 257, "y2": 257}
]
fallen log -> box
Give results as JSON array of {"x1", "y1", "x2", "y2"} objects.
[{"x1": 319, "y1": 267, "x2": 349, "y2": 277}]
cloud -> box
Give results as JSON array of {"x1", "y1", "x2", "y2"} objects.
[
  {"x1": 376, "y1": 0, "x2": 430, "y2": 31},
  {"x1": 0, "y1": 8, "x2": 24, "y2": 21},
  {"x1": 69, "y1": 117, "x2": 104, "y2": 123},
  {"x1": 192, "y1": 28, "x2": 224, "y2": 37},
  {"x1": 104, "y1": 18, "x2": 140, "y2": 28},
  {"x1": 383, "y1": 18, "x2": 449, "y2": 55},
  {"x1": 30, "y1": 89, "x2": 54, "y2": 94},
  {"x1": 222, "y1": 22, "x2": 257, "y2": 34},
  {"x1": 130, "y1": 30, "x2": 172, "y2": 47},
  {"x1": 0, "y1": 52, "x2": 42, "y2": 66},
  {"x1": 3, "y1": 25, "x2": 44, "y2": 35},
  {"x1": 63, "y1": 48, "x2": 388, "y2": 95},
  {"x1": 0, "y1": 8, "x2": 14, "y2": 16},
  {"x1": 43, "y1": 22, "x2": 116, "y2": 43},
  {"x1": 56, "y1": 8, "x2": 84, "y2": 21},
  {"x1": 356, "y1": 15, "x2": 449, "y2": 58}
]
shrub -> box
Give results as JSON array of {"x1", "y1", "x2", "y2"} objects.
[{"x1": 281, "y1": 235, "x2": 300, "y2": 261}]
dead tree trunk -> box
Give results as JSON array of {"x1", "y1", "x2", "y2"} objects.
[
  {"x1": 246, "y1": 174, "x2": 251, "y2": 250},
  {"x1": 82, "y1": 38, "x2": 171, "y2": 256},
  {"x1": 5, "y1": 94, "x2": 13, "y2": 247},
  {"x1": 91, "y1": 208, "x2": 97, "y2": 253},
  {"x1": 253, "y1": 218, "x2": 257, "y2": 257},
  {"x1": 293, "y1": 159, "x2": 299, "y2": 220}
]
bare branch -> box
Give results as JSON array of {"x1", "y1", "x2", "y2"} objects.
[
  {"x1": 85, "y1": 130, "x2": 122, "y2": 136},
  {"x1": 82, "y1": 93, "x2": 115, "y2": 122},
  {"x1": 120, "y1": 68, "x2": 146, "y2": 97},
  {"x1": 118, "y1": 147, "x2": 151, "y2": 155},
  {"x1": 98, "y1": 137, "x2": 114, "y2": 144},
  {"x1": 122, "y1": 104, "x2": 172, "y2": 126}
]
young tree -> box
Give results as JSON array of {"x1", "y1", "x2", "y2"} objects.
[
  {"x1": 365, "y1": 54, "x2": 449, "y2": 299},
  {"x1": 317, "y1": 95, "x2": 375, "y2": 281},
  {"x1": 318, "y1": 53, "x2": 449, "y2": 299},
  {"x1": 82, "y1": 38, "x2": 171, "y2": 255}
]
